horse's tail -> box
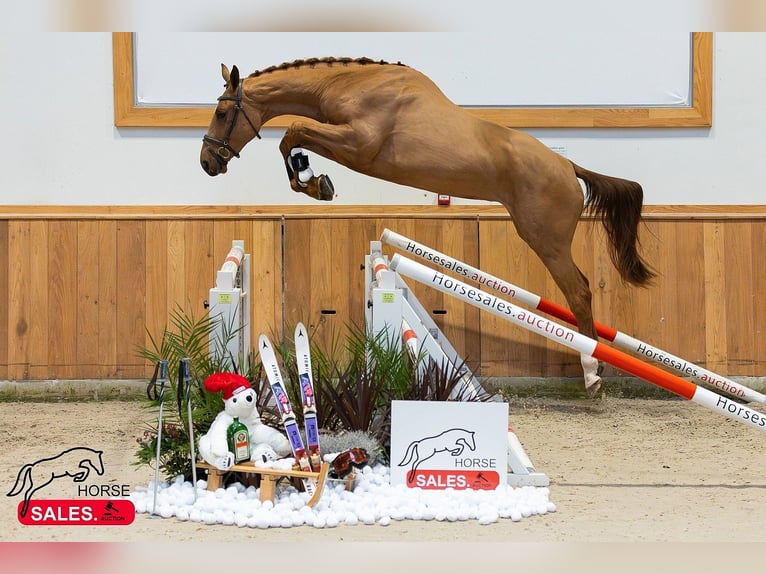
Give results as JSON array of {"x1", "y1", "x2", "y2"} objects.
[
  {"x1": 572, "y1": 162, "x2": 655, "y2": 286},
  {"x1": 7, "y1": 464, "x2": 31, "y2": 497},
  {"x1": 398, "y1": 442, "x2": 418, "y2": 467}
]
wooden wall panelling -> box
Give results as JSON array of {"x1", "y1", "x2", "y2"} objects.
[
  {"x1": 703, "y1": 221, "x2": 728, "y2": 373},
  {"x1": 115, "y1": 221, "x2": 146, "y2": 378},
  {"x1": 25, "y1": 221, "x2": 53, "y2": 379},
  {"x1": 282, "y1": 220, "x2": 312, "y2": 344},
  {"x1": 477, "y1": 219, "x2": 529, "y2": 377},
  {"x1": 250, "y1": 220, "x2": 283, "y2": 342},
  {"x1": 1, "y1": 211, "x2": 764, "y2": 381},
  {"x1": 753, "y1": 221, "x2": 766, "y2": 372},
  {"x1": 342, "y1": 218, "x2": 379, "y2": 331},
  {"x1": 7, "y1": 221, "x2": 31, "y2": 380},
  {"x1": 307, "y1": 219, "x2": 338, "y2": 340},
  {"x1": 724, "y1": 221, "x2": 755, "y2": 375},
  {"x1": 283, "y1": 218, "x2": 379, "y2": 351},
  {"x1": 98, "y1": 221, "x2": 118, "y2": 378},
  {"x1": 0, "y1": 221, "x2": 8, "y2": 380},
  {"x1": 655, "y1": 220, "x2": 682, "y2": 369},
  {"x1": 165, "y1": 220, "x2": 186, "y2": 324},
  {"x1": 630, "y1": 220, "x2": 663, "y2": 354},
  {"x1": 28, "y1": 221, "x2": 51, "y2": 380},
  {"x1": 144, "y1": 220, "x2": 168, "y2": 377},
  {"x1": 77, "y1": 221, "x2": 101, "y2": 378},
  {"x1": 673, "y1": 221, "x2": 707, "y2": 366},
  {"x1": 48, "y1": 221, "x2": 78, "y2": 379},
  {"x1": 184, "y1": 220, "x2": 215, "y2": 319}
]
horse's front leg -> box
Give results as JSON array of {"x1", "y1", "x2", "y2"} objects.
[{"x1": 278, "y1": 120, "x2": 363, "y2": 201}]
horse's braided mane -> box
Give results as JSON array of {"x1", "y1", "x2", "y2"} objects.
[{"x1": 248, "y1": 57, "x2": 407, "y2": 78}]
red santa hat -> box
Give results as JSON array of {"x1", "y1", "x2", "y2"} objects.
[{"x1": 204, "y1": 372, "x2": 252, "y2": 400}]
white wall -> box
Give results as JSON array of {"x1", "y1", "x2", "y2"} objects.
[{"x1": 1, "y1": 32, "x2": 764, "y2": 207}]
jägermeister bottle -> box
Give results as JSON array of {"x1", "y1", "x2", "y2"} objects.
[{"x1": 227, "y1": 417, "x2": 250, "y2": 464}]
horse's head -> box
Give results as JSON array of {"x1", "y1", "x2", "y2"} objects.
[{"x1": 200, "y1": 64, "x2": 262, "y2": 176}]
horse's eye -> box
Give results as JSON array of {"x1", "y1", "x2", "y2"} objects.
[{"x1": 215, "y1": 110, "x2": 226, "y2": 119}]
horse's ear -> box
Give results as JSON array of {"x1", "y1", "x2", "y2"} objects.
[
  {"x1": 221, "y1": 63, "x2": 230, "y2": 84},
  {"x1": 230, "y1": 65, "x2": 240, "y2": 90}
]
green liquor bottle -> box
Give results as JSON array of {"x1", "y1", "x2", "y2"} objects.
[{"x1": 227, "y1": 417, "x2": 250, "y2": 464}]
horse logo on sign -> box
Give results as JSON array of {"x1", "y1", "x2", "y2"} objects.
[
  {"x1": 6, "y1": 447, "x2": 105, "y2": 517},
  {"x1": 397, "y1": 428, "x2": 476, "y2": 483}
]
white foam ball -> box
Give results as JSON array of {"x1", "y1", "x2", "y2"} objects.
[
  {"x1": 344, "y1": 513, "x2": 359, "y2": 526},
  {"x1": 478, "y1": 511, "x2": 499, "y2": 525},
  {"x1": 203, "y1": 512, "x2": 217, "y2": 525},
  {"x1": 510, "y1": 510, "x2": 522, "y2": 522},
  {"x1": 235, "y1": 513, "x2": 249, "y2": 527},
  {"x1": 256, "y1": 516, "x2": 270, "y2": 529},
  {"x1": 325, "y1": 514, "x2": 339, "y2": 528},
  {"x1": 261, "y1": 500, "x2": 274, "y2": 511},
  {"x1": 520, "y1": 506, "x2": 532, "y2": 518},
  {"x1": 221, "y1": 511, "x2": 235, "y2": 526},
  {"x1": 378, "y1": 515, "x2": 391, "y2": 526},
  {"x1": 312, "y1": 515, "x2": 327, "y2": 528},
  {"x1": 547, "y1": 502, "x2": 557, "y2": 513},
  {"x1": 176, "y1": 507, "x2": 190, "y2": 521},
  {"x1": 391, "y1": 507, "x2": 407, "y2": 521},
  {"x1": 189, "y1": 509, "x2": 202, "y2": 522},
  {"x1": 360, "y1": 512, "x2": 376, "y2": 525},
  {"x1": 159, "y1": 504, "x2": 174, "y2": 519}
]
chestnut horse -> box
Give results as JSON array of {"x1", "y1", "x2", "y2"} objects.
[{"x1": 200, "y1": 58, "x2": 655, "y2": 395}]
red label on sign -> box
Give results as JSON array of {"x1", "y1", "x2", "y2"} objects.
[
  {"x1": 406, "y1": 470, "x2": 500, "y2": 490},
  {"x1": 17, "y1": 499, "x2": 135, "y2": 526}
]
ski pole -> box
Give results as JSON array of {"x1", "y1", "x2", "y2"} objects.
[
  {"x1": 150, "y1": 359, "x2": 168, "y2": 516},
  {"x1": 179, "y1": 357, "x2": 198, "y2": 503}
]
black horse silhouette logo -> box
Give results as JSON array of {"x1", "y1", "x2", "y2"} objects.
[
  {"x1": 398, "y1": 428, "x2": 476, "y2": 483},
  {"x1": 7, "y1": 447, "x2": 105, "y2": 517}
]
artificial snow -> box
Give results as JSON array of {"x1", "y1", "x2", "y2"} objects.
[{"x1": 129, "y1": 464, "x2": 556, "y2": 529}]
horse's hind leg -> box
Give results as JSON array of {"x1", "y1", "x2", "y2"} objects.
[{"x1": 506, "y1": 199, "x2": 602, "y2": 395}]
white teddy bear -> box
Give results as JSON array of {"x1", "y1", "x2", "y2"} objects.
[{"x1": 198, "y1": 372, "x2": 292, "y2": 471}]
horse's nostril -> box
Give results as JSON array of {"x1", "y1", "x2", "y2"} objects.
[{"x1": 201, "y1": 160, "x2": 209, "y2": 172}]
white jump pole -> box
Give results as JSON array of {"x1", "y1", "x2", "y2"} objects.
[
  {"x1": 389, "y1": 253, "x2": 766, "y2": 433},
  {"x1": 381, "y1": 228, "x2": 765, "y2": 404},
  {"x1": 208, "y1": 240, "x2": 250, "y2": 373}
]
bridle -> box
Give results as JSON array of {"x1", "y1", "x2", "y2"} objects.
[{"x1": 202, "y1": 82, "x2": 261, "y2": 168}]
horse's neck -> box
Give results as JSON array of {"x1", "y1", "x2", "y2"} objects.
[{"x1": 243, "y1": 71, "x2": 327, "y2": 122}]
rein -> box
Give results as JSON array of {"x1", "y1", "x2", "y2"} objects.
[{"x1": 202, "y1": 82, "x2": 261, "y2": 168}]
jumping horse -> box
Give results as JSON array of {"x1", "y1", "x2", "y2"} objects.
[{"x1": 200, "y1": 57, "x2": 655, "y2": 395}]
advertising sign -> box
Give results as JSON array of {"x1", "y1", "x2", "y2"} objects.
[{"x1": 390, "y1": 400, "x2": 508, "y2": 489}]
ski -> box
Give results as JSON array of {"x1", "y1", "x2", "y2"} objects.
[
  {"x1": 257, "y1": 333, "x2": 316, "y2": 495},
  {"x1": 294, "y1": 323, "x2": 322, "y2": 472}
]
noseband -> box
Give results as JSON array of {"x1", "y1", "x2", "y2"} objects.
[{"x1": 202, "y1": 83, "x2": 261, "y2": 168}]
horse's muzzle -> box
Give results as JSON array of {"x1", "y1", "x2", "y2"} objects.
[{"x1": 201, "y1": 155, "x2": 226, "y2": 176}]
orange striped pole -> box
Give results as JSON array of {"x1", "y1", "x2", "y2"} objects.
[
  {"x1": 390, "y1": 253, "x2": 766, "y2": 433},
  {"x1": 381, "y1": 228, "x2": 764, "y2": 404}
]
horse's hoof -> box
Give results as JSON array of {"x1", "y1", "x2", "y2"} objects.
[
  {"x1": 318, "y1": 174, "x2": 335, "y2": 201},
  {"x1": 585, "y1": 377, "x2": 602, "y2": 398}
]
